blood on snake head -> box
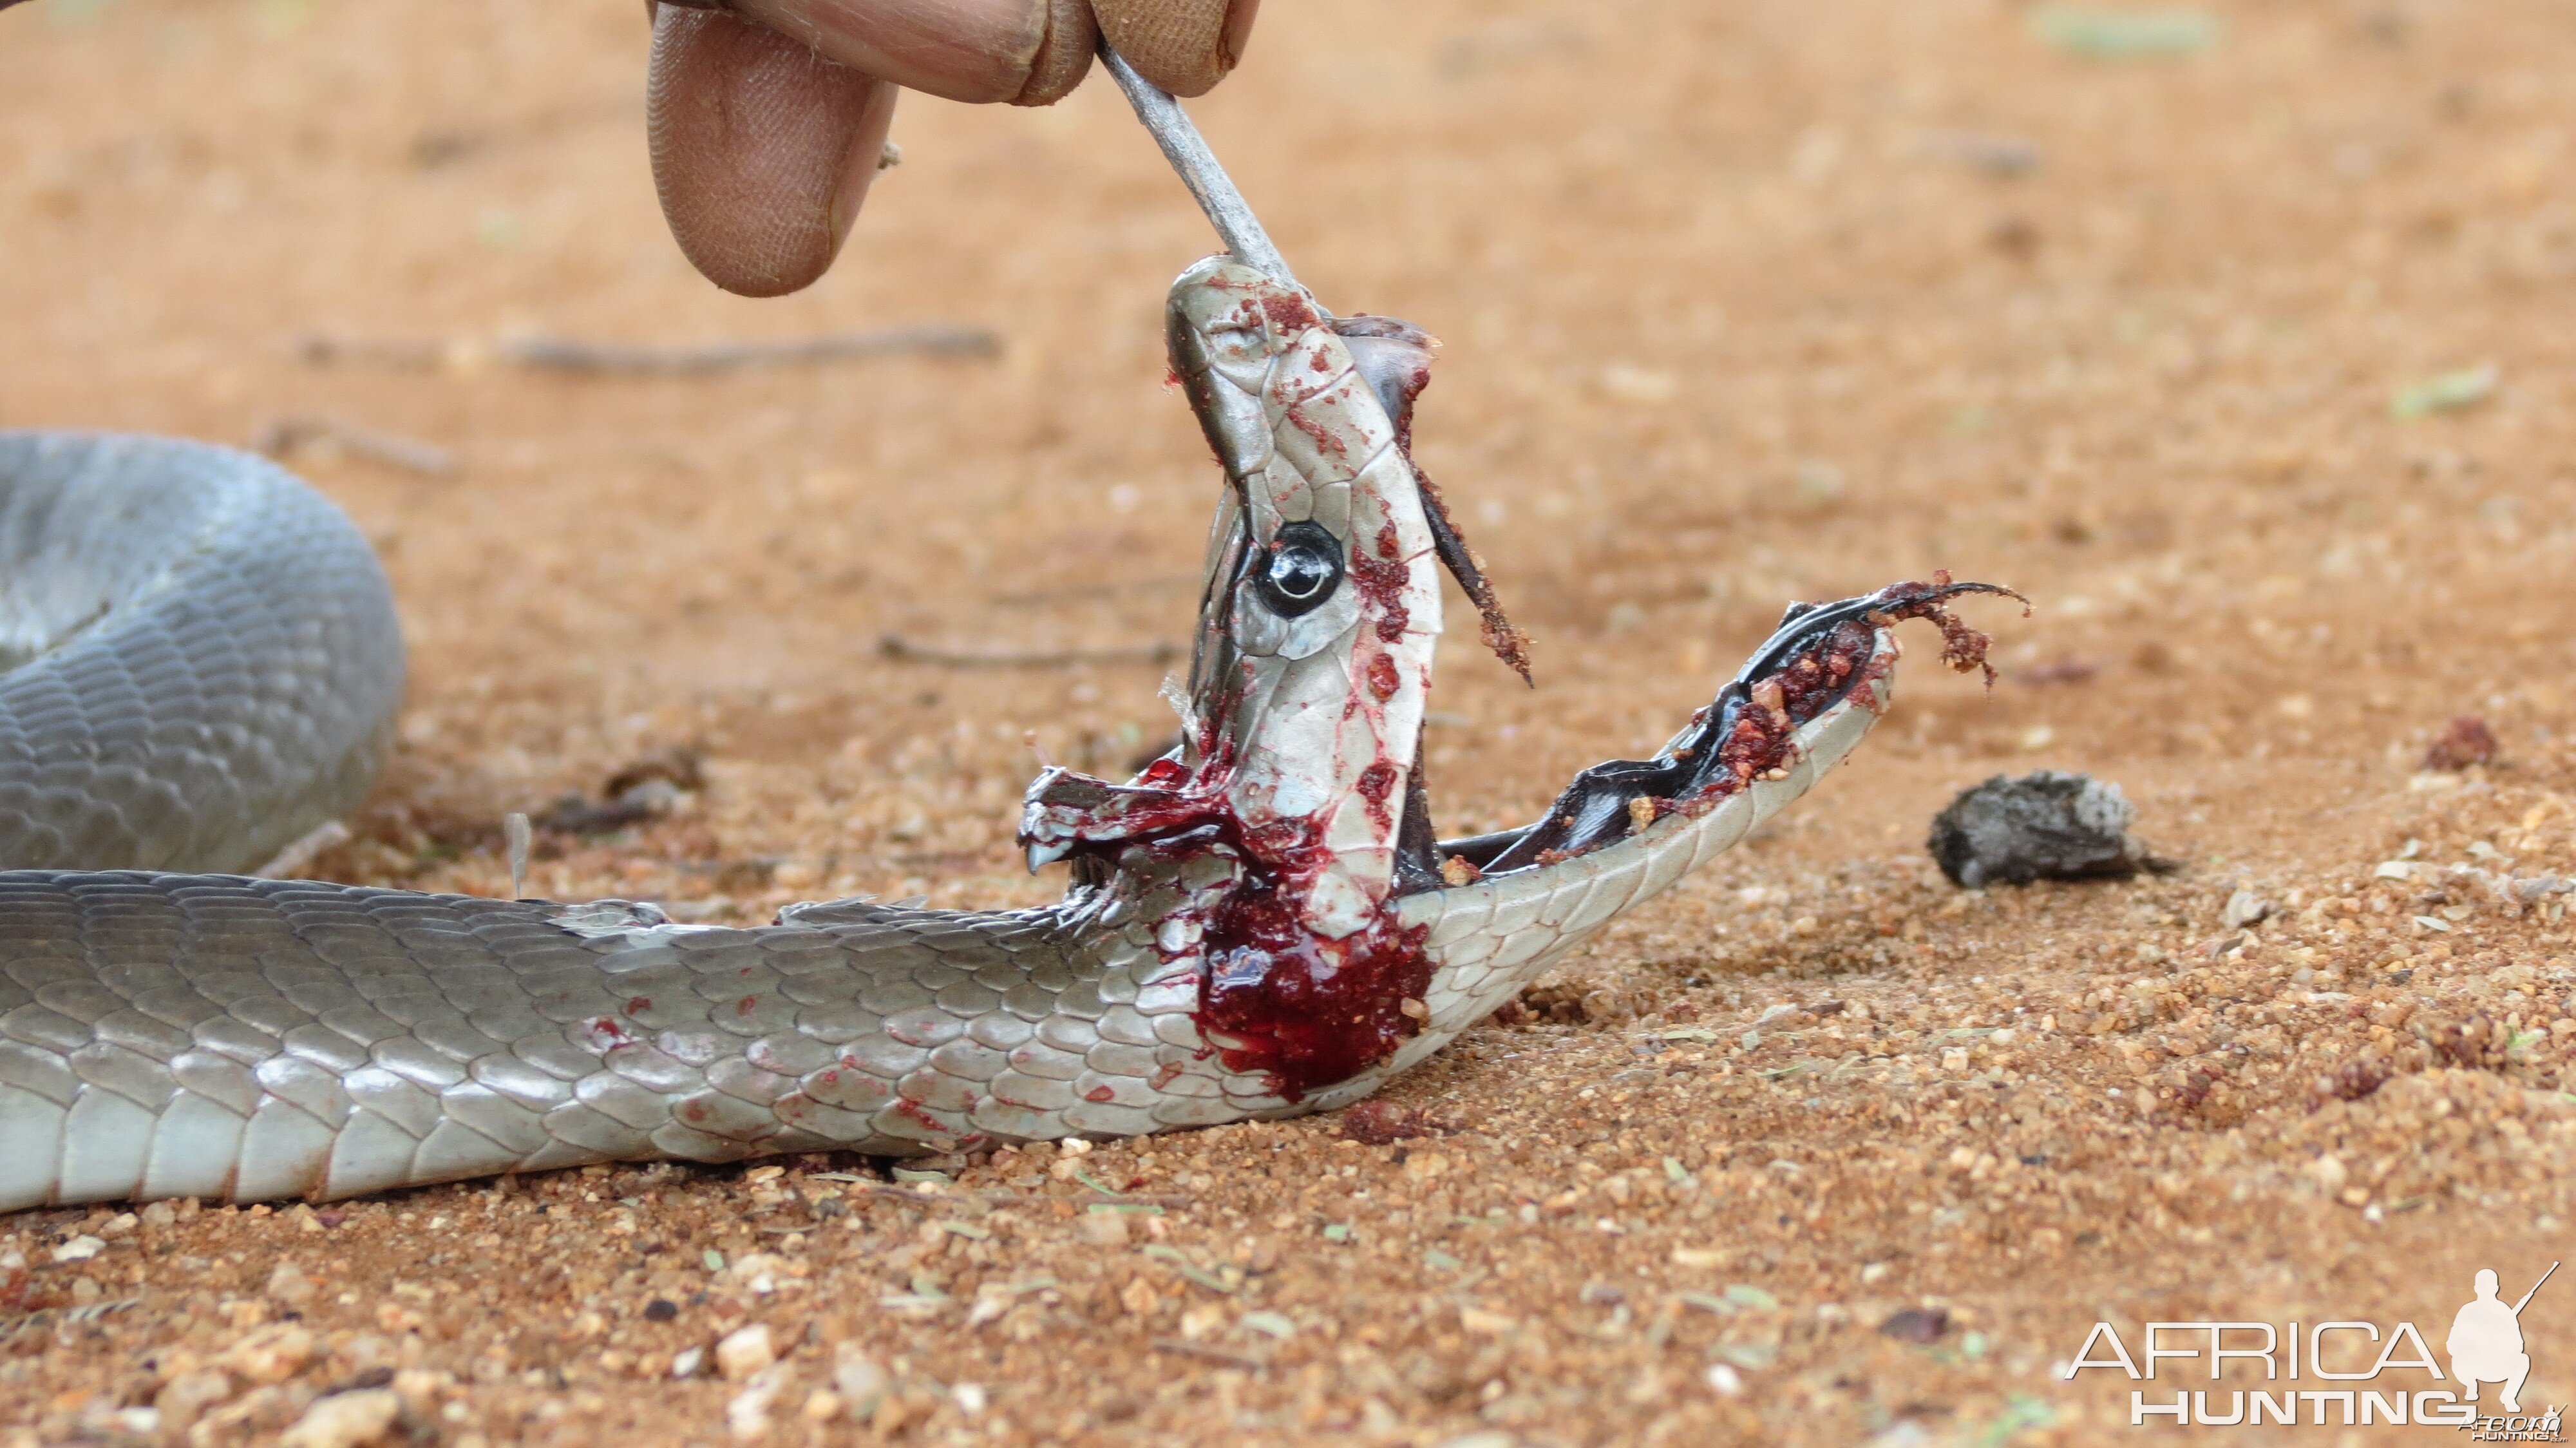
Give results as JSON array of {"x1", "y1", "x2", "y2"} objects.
[
  {"x1": 1170, "y1": 256, "x2": 1443, "y2": 940},
  {"x1": 1019, "y1": 255, "x2": 1443, "y2": 944}
]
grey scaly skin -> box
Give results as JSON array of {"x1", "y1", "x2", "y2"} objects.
[
  {"x1": 0, "y1": 432, "x2": 404, "y2": 877},
  {"x1": 0, "y1": 261, "x2": 2006, "y2": 1210}
]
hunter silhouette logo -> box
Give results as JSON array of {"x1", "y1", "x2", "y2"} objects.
[
  {"x1": 2061, "y1": 1259, "x2": 2563, "y2": 1434},
  {"x1": 2453, "y1": 1264, "x2": 2555, "y2": 1416}
]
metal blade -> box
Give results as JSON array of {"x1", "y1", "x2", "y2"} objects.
[{"x1": 1097, "y1": 41, "x2": 1300, "y2": 291}]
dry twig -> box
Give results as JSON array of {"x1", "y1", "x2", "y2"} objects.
[
  {"x1": 254, "y1": 415, "x2": 456, "y2": 478},
  {"x1": 1150, "y1": 1340, "x2": 1268, "y2": 1371},
  {"x1": 298, "y1": 325, "x2": 999, "y2": 376},
  {"x1": 879, "y1": 635, "x2": 1181, "y2": 670}
]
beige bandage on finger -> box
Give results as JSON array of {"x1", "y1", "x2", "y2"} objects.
[{"x1": 1094, "y1": 0, "x2": 1260, "y2": 98}]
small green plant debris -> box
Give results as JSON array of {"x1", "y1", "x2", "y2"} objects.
[
  {"x1": 2032, "y1": 7, "x2": 2221, "y2": 59},
  {"x1": 1973, "y1": 1394, "x2": 2063, "y2": 1447},
  {"x1": 2391, "y1": 364, "x2": 2498, "y2": 420}
]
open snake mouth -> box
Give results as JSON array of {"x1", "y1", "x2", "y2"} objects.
[
  {"x1": 1029, "y1": 271, "x2": 2023, "y2": 1105},
  {"x1": 1173, "y1": 572, "x2": 2020, "y2": 1102},
  {"x1": 1397, "y1": 575, "x2": 2027, "y2": 893}
]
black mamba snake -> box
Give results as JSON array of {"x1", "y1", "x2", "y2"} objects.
[{"x1": 0, "y1": 58, "x2": 2014, "y2": 1211}]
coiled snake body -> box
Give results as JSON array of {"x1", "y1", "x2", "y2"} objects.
[{"x1": 0, "y1": 262, "x2": 2004, "y2": 1210}]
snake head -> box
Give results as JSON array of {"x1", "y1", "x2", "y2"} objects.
[
  {"x1": 1169, "y1": 256, "x2": 1445, "y2": 939},
  {"x1": 1020, "y1": 257, "x2": 1444, "y2": 942}
]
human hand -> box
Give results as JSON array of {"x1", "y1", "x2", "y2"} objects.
[{"x1": 648, "y1": 0, "x2": 1261, "y2": 297}]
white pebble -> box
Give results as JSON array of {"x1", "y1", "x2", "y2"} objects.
[
  {"x1": 726, "y1": 1364, "x2": 789, "y2": 1443},
  {"x1": 279, "y1": 1389, "x2": 403, "y2": 1448},
  {"x1": 267, "y1": 1260, "x2": 316, "y2": 1306},
  {"x1": 715, "y1": 1324, "x2": 775, "y2": 1381},
  {"x1": 832, "y1": 1343, "x2": 887, "y2": 1413}
]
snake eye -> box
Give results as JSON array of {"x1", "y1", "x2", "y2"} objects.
[{"x1": 1256, "y1": 522, "x2": 1344, "y2": 618}]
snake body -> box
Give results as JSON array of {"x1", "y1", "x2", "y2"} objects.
[
  {"x1": 0, "y1": 432, "x2": 403, "y2": 877},
  {"x1": 0, "y1": 263, "x2": 1996, "y2": 1210}
]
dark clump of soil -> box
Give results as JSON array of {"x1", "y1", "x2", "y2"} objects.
[
  {"x1": 1338, "y1": 1100, "x2": 1441, "y2": 1145},
  {"x1": 1878, "y1": 1306, "x2": 1951, "y2": 1343},
  {"x1": 2423, "y1": 715, "x2": 2501, "y2": 772},
  {"x1": 1926, "y1": 770, "x2": 2150, "y2": 888}
]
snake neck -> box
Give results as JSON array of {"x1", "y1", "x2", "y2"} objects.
[{"x1": 1025, "y1": 756, "x2": 1434, "y2": 1104}]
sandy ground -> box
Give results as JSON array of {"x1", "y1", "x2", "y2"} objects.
[{"x1": 6, "y1": 0, "x2": 2576, "y2": 1443}]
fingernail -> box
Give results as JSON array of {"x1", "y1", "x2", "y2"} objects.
[{"x1": 1222, "y1": 0, "x2": 1262, "y2": 70}]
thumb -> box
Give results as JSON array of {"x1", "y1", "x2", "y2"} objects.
[
  {"x1": 1094, "y1": 0, "x2": 1260, "y2": 99},
  {"x1": 647, "y1": 5, "x2": 898, "y2": 298}
]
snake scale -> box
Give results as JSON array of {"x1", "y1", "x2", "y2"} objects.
[{"x1": 0, "y1": 257, "x2": 2006, "y2": 1210}]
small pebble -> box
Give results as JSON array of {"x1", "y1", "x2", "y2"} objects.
[
  {"x1": 1879, "y1": 1306, "x2": 1951, "y2": 1343},
  {"x1": 726, "y1": 1363, "x2": 789, "y2": 1442},
  {"x1": 2421, "y1": 715, "x2": 2499, "y2": 771},
  {"x1": 715, "y1": 1323, "x2": 775, "y2": 1381},
  {"x1": 154, "y1": 1371, "x2": 234, "y2": 1432},
  {"x1": 279, "y1": 1389, "x2": 404, "y2": 1448},
  {"x1": 1341, "y1": 1099, "x2": 1434, "y2": 1144},
  {"x1": 225, "y1": 1324, "x2": 317, "y2": 1384},
  {"x1": 832, "y1": 1344, "x2": 888, "y2": 1413},
  {"x1": 266, "y1": 1259, "x2": 316, "y2": 1306}
]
